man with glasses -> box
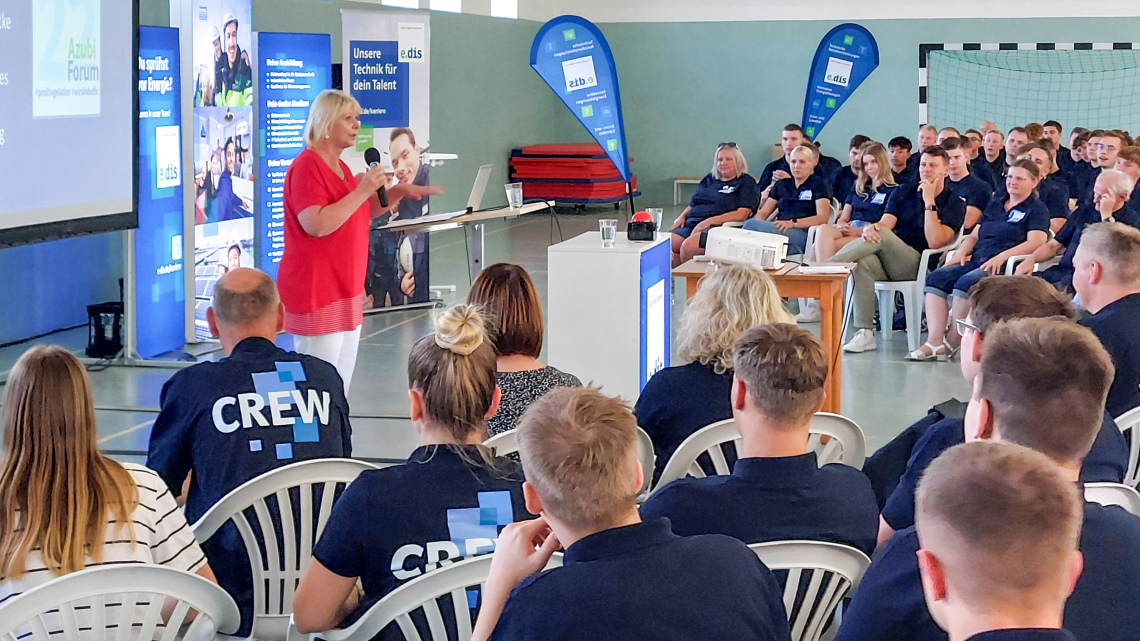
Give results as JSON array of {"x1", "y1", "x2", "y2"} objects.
[{"x1": 1079, "y1": 131, "x2": 1126, "y2": 208}]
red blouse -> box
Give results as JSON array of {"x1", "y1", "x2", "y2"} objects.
[{"x1": 278, "y1": 147, "x2": 369, "y2": 335}]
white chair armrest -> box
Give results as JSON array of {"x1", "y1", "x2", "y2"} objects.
[
  {"x1": 916, "y1": 236, "x2": 963, "y2": 283},
  {"x1": 1005, "y1": 254, "x2": 1033, "y2": 275}
]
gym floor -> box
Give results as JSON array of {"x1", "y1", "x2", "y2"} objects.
[{"x1": 0, "y1": 205, "x2": 970, "y2": 466}]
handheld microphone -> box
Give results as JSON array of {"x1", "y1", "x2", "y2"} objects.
[{"x1": 362, "y1": 147, "x2": 389, "y2": 208}]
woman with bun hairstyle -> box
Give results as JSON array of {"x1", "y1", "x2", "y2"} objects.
[{"x1": 293, "y1": 304, "x2": 532, "y2": 636}]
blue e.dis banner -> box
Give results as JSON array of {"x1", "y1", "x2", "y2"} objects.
[
  {"x1": 801, "y1": 23, "x2": 879, "y2": 141},
  {"x1": 530, "y1": 16, "x2": 630, "y2": 181}
]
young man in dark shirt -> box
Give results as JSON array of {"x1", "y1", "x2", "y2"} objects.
[
  {"x1": 915, "y1": 441, "x2": 1084, "y2": 641},
  {"x1": 943, "y1": 137, "x2": 993, "y2": 231},
  {"x1": 471, "y1": 388, "x2": 791, "y2": 641},
  {"x1": 640, "y1": 325, "x2": 878, "y2": 555},
  {"x1": 974, "y1": 129, "x2": 1005, "y2": 188},
  {"x1": 889, "y1": 136, "x2": 916, "y2": 185},
  {"x1": 757, "y1": 123, "x2": 831, "y2": 200}
]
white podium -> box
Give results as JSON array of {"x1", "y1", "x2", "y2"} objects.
[{"x1": 547, "y1": 232, "x2": 671, "y2": 402}]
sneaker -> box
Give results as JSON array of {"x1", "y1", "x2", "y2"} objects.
[
  {"x1": 795, "y1": 299, "x2": 822, "y2": 323},
  {"x1": 843, "y1": 329, "x2": 878, "y2": 353}
]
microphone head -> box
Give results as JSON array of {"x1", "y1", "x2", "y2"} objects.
[{"x1": 363, "y1": 147, "x2": 381, "y2": 166}]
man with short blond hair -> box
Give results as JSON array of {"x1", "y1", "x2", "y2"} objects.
[
  {"x1": 471, "y1": 387, "x2": 790, "y2": 641},
  {"x1": 641, "y1": 324, "x2": 878, "y2": 555},
  {"x1": 915, "y1": 441, "x2": 1083, "y2": 641}
]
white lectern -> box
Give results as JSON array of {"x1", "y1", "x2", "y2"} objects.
[{"x1": 547, "y1": 232, "x2": 671, "y2": 402}]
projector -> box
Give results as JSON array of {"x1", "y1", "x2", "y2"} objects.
[{"x1": 704, "y1": 226, "x2": 790, "y2": 269}]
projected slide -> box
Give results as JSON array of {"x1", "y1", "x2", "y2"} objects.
[{"x1": 0, "y1": 0, "x2": 134, "y2": 241}]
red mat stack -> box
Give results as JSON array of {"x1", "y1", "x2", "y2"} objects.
[{"x1": 508, "y1": 143, "x2": 638, "y2": 203}]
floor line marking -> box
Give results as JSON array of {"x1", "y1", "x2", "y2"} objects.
[
  {"x1": 99, "y1": 418, "x2": 156, "y2": 444},
  {"x1": 361, "y1": 311, "x2": 432, "y2": 340}
]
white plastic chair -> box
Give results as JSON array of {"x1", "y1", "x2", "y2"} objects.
[
  {"x1": 286, "y1": 553, "x2": 562, "y2": 641},
  {"x1": 485, "y1": 427, "x2": 657, "y2": 498},
  {"x1": 749, "y1": 541, "x2": 871, "y2": 641},
  {"x1": 1084, "y1": 482, "x2": 1140, "y2": 516},
  {"x1": 873, "y1": 226, "x2": 966, "y2": 351},
  {"x1": 1115, "y1": 406, "x2": 1140, "y2": 487},
  {"x1": 191, "y1": 459, "x2": 380, "y2": 641},
  {"x1": 651, "y1": 413, "x2": 867, "y2": 494},
  {"x1": 0, "y1": 565, "x2": 241, "y2": 641}
]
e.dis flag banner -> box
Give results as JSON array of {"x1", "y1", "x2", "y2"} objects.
[
  {"x1": 530, "y1": 16, "x2": 630, "y2": 182},
  {"x1": 801, "y1": 23, "x2": 879, "y2": 141}
]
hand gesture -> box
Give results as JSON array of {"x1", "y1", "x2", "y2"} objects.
[
  {"x1": 1013, "y1": 257, "x2": 1036, "y2": 275},
  {"x1": 355, "y1": 165, "x2": 389, "y2": 194},
  {"x1": 918, "y1": 179, "x2": 938, "y2": 204},
  {"x1": 861, "y1": 224, "x2": 881, "y2": 244},
  {"x1": 772, "y1": 170, "x2": 792, "y2": 181},
  {"x1": 400, "y1": 271, "x2": 415, "y2": 297},
  {"x1": 1098, "y1": 192, "x2": 1120, "y2": 218},
  {"x1": 980, "y1": 255, "x2": 1006, "y2": 274},
  {"x1": 389, "y1": 182, "x2": 443, "y2": 202},
  {"x1": 773, "y1": 219, "x2": 795, "y2": 232},
  {"x1": 949, "y1": 251, "x2": 971, "y2": 267},
  {"x1": 485, "y1": 518, "x2": 561, "y2": 597}
]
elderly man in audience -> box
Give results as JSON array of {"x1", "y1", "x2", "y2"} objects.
[
  {"x1": 146, "y1": 267, "x2": 352, "y2": 637},
  {"x1": 1073, "y1": 222, "x2": 1140, "y2": 417}
]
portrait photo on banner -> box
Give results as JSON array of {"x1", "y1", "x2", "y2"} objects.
[{"x1": 193, "y1": 0, "x2": 253, "y2": 108}]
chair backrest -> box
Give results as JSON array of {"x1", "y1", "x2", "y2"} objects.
[
  {"x1": 191, "y1": 458, "x2": 379, "y2": 640},
  {"x1": 485, "y1": 427, "x2": 657, "y2": 497},
  {"x1": 0, "y1": 565, "x2": 240, "y2": 641},
  {"x1": 289, "y1": 554, "x2": 563, "y2": 641},
  {"x1": 1085, "y1": 482, "x2": 1140, "y2": 516},
  {"x1": 1115, "y1": 406, "x2": 1140, "y2": 487},
  {"x1": 651, "y1": 414, "x2": 867, "y2": 493},
  {"x1": 749, "y1": 541, "x2": 871, "y2": 641}
]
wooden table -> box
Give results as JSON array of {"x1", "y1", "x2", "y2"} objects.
[{"x1": 672, "y1": 260, "x2": 854, "y2": 413}]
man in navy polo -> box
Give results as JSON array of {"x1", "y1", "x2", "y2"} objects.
[
  {"x1": 757, "y1": 123, "x2": 831, "y2": 201},
  {"x1": 1074, "y1": 222, "x2": 1140, "y2": 417},
  {"x1": 470, "y1": 388, "x2": 791, "y2": 641},
  {"x1": 875, "y1": 277, "x2": 1127, "y2": 545},
  {"x1": 888, "y1": 136, "x2": 916, "y2": 185},
  {"x1": 836, "y1": 317, "x2": 1140, "y2": 641},
  {"x1": 640, "y1": 324, "x2": 877, "y2": 556},
  {"x1": 914, "y1": 441, "x2": 1085, "y2": 641},
  {"x1": 943, "y1": 137, "x2": 993, "y2": 231},
  {"x1": 147, "y1": 268, "x2": 352, "y2": 635}
]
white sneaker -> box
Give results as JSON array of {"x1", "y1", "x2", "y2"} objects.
[
  {"x1": 843, "y1": 329, "x2": 878, "y2": 353},
  {"x1": 795, "y1": 299, "x2": 822, "y2": 323}
]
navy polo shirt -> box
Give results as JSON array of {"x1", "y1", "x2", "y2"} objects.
[
  {"x1": 971, "y1": 193, "x2": 1050, "y2": 264},
  {"x1": 845, "y1": 184, "x2": 897, "y2": 224},
  {"x1": 974, "y1": 152, "x2": 1006, "y2": 189},
  {"x1": 491, "y1": 519, "x2": 791, "y2": 641},
  {"x1": 1055, "y1": 202, "x2": 1140, "y2": 271},
  {"x1": 832, "y1": 166, "x2": 859, "y2": 205},
  {"x1": 971, "y1": 160, "x2": 997, "y2": 188},
  {"x1": 639, "y1": 453, "x2": 879, "y2": 556},
  {"x1": 880, "y1": 412, "x2": 1127, "y2": 531},
  {"x1": 685, "y1": 173, "x2": 760, "y2": 227},
  {"x1": 836, "y1": 502, "x2": 1140, "y2": 641},
  {"x1": 894, "y1": 164, "x2": 918, "y2": 186},
  {"x1": 864, "y1": 404, "x2": 959, "y2": 509},
  {"x1": 313, "y1": 445, "x2": 530, "y2": 633},
  {"x1": 948, "y1": 173, "x2": 994, "y2": 221},
  {"x1": 146, "y1": 336, "x2": 352, "y2": 636},
  {"x1": 635, "y1": 362, "x2": 733, "y2": 484},
  {"x1": 757, "y1": 156, "x2": 830, "y2": 192},
  {"x1": 818, "y1": 154, "x2": 843, "y2": 181},
  {"x1": 906, "y1": 153, "x2": 920, "y2": 173},
  {"x1": 1081, "y1": 293, "x2": 1140, "y2": 417},
  {"x1": 772, "y1": 174, "x2": 831, "y2": 221},
  {"x1": 885, "y1": 179, "x2": 967, "y2": 253}
]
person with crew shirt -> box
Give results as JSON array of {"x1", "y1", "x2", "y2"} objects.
[
  {"x1": 830, "y1": 146, "x2": 965, "y2": 354},
  {"x1": 914, "y1": 441, "x2": 1085, "y2": 641},
  {"x1": 469, "y1": 387, "x2": 792, "y2": 641},
  {"x1": 830, "y1": 135, "x2": 873, "y2": 206},
  {"x1": 640, "y1": 324, "x2": 878, "y2": 556},
  {"x1": 293, "y1": 305, "x2": 532, "y2": 640},
  {"x1": 1073, "y1": 222, "x2": 1140, "y2": 417},
  {"x1": 837, "y1": 317, "x2": 1140, "y2": 641},
  {"x1": 907, "y1": 159, "x2": 1049, "y2": 362},
  {"x1": 744, "y1": 143, "x2": 831, "y2": 256},
  {"x1": 889, "y1": 137, "x2": 917, "y2": 185},
  {"x1": 757, "y1": 124, "x2": 833, "y2": 200},
  {"x1": 876, "y1": 277, "x2": 1127, "y2": 546},
  {"x1": 943, "y1": 137, "x2": 992, "y2": 231},
  {"x1": 1019, "y1": 169, "x2": 1136, "y2": 293},
  {"x1": 813, "y1": 141, "x2": 898, "y2": 264},
  {"x1": 974, "y1": 129, "x2": 1006, "y2": 189},
  {"x1": 146, "y1": 268, "x2": 352, "y2": 637},
  {"x1": 670, "y1": 143, "x2": 759, "y2": 266},
  {"x1": 1015, "y1": 142, "x2": 1070, "y2": 233}
]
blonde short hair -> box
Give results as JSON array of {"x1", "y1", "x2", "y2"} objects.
[
  {"x1": 733, "y1": 324, "x2": 828, "y2": 427},
  {"x1": 303, "y1": 90, "x2": 360, "y2": 147},
  {"x1": 790, "y1": 143, "x2": 818, "y2": 164},
  {"x1": 712, "y1": 144, "x2": 749, "y2": 179},
  {"x1": 1077, "y1": 221, "x2": 1140, "y2": 285},
  {"x1": 517, "y1": 387, "x2": 639, "y2": 529},
  {"x1": 677, "y1": 264, "x2": 795, "y2": 374}
]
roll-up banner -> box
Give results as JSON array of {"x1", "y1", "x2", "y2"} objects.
[
  {"x1": 136, "y1": 26, "x2": 186, "y2": 359},
  {"x1": 801, "y1": 23, "x2": 879, "y2": 141},
  {"x1": 255, "y1": 32, "x2": 332, "y2": 281},
  {"x1": 530, "y1": 16, "x2": 631, "y2": 187},
  {"x1": 342, "y1": 10, "x2": 432, "y2": 311}
]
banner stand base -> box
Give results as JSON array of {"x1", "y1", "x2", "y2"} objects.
[{"x1": 364, "y1": 301, "x2": 440, "y2": 317}]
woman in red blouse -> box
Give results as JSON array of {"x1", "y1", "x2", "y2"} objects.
[{"x1": 280, "y1": 90, "x2": 437, "y2": 391}]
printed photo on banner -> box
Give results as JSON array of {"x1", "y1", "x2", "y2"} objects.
[
  {"x1": 367, "y1": 126, "x2": 430, "y2": 309},
  {"x1": 193, "y1": 107, "x2": 254, "y2": 225},
  {"x1": 193, "y1": 218, "x2": 254, "y2": 339},
  {"x1": 192, "y1": 0, "x2": 253, "y2": 107}
]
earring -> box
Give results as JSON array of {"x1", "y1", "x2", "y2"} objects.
[{"x1": 324, "y1": 134, "x2": 330, "y2": 139}]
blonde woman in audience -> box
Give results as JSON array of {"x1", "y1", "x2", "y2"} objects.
[
  {"x1": 293, "y1": 304, "x2": 531, "y2": 637},
  {"x1": 0, "y1": 347, "x2": 214, "y2": 608},
  {"x1": 635, "y1": 264, "x2": 794, "y2": 483},
  {"x1": 814, "y1": 142, "x2": 898, "y2": 263}
]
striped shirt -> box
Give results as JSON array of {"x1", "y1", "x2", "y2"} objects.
[
  {"x1": 283, "y1": 292, "x2": 364, "y2": 336},
  {"x1": 0, "y1": 464, "x2": 208, "y2": 636}
]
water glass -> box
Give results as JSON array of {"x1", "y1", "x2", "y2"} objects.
[
  {"x1": 599, "y1": 219, "x2": 618, "y2": 247},
  {"x1": 646, "y1": 208, "x2": 664, "y2": 231},
  {"x1": 505, "y1": 183, "x2": 523, "y2": 209}
]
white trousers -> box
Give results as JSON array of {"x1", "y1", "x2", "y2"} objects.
[{"x1": 293, "y1": 326, "x2": 362, "y2": 394}]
